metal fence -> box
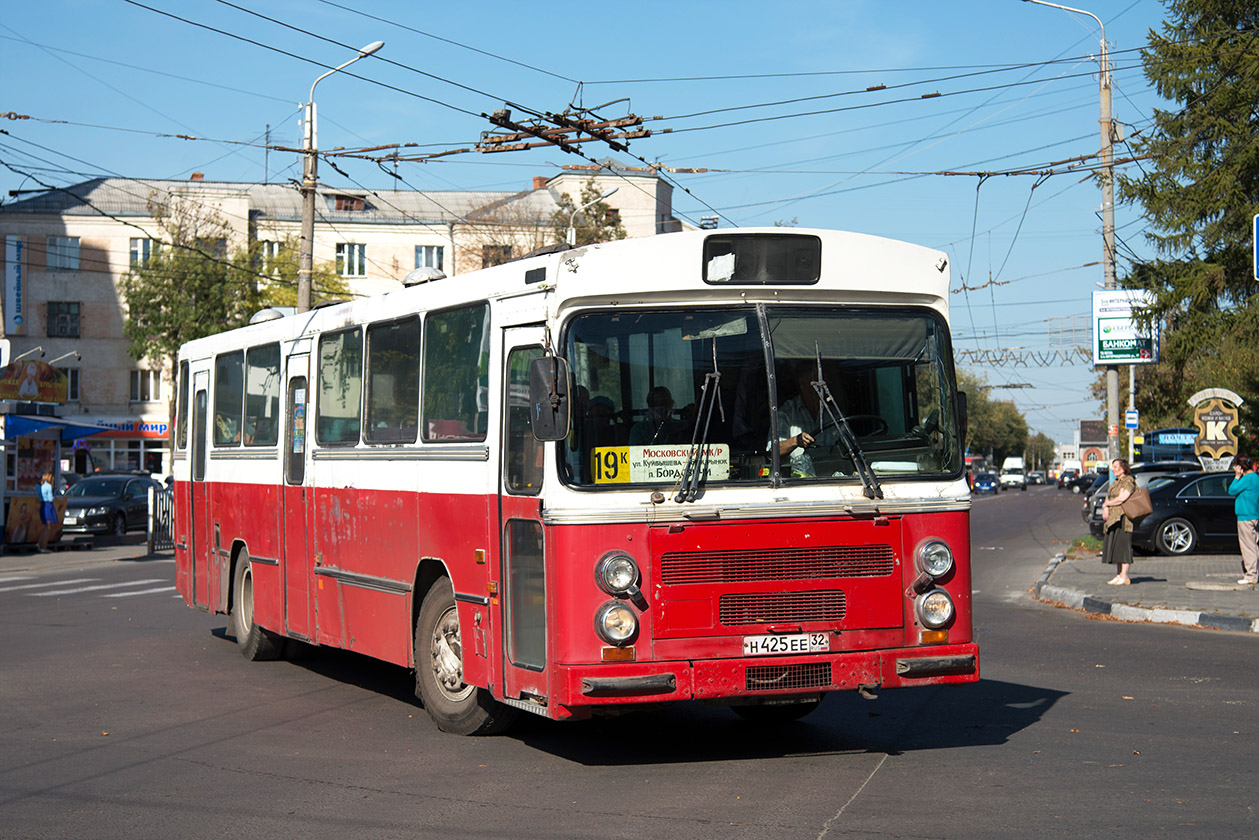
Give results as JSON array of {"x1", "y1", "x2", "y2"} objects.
[{"x1": 148, "y1": 487, "x2": 174, "y2": 552}]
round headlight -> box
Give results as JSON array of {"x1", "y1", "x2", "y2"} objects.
[
  {"x1": 594, "y1": 601, "x2": 638, "y2": 645},
  {"x1": 595, "y1": 552, "x2": 639, "y2": 595},
  {"x1": 916, "y1": 540, "x2": 954, "y2": 578},
  {"x1": 916, "y1": 590, "x2": 955, "y2": 629}
]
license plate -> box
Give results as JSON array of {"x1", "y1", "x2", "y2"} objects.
[
  {"x1": 742, "y1": 632, "x2": 829, "y2": 656},
  {"x1": 64, "y1": 516, "x2": 79, "y2": 524}
]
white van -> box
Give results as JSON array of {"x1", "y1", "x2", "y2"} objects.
[{"x1": 999, "y1": 456, "x2": 1027, "y2": 491}]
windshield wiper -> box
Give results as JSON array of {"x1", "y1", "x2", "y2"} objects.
[
  {"x1": 810, "y1": 351, "x2": 883, "y2": 500},
  {"x1": 675, "y1": 343, "x2": 724, "y2": 503}
]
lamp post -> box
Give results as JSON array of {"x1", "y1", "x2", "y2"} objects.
[
  {"x1": 298, "y1": 40, "x2": 384, "y2": 313},
  {"x1": 1023, "y1": 0, "x2": 1118, "y2": 460},
  {"x1": 566, "y1": 187, "x2": 618, "y2": 246}
]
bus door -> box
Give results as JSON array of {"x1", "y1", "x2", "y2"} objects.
[
  {"x1": 190, "y1": 372, "x2": 210, "y2": 608},
  {"x1": 281, "y1": 353, "x2": 314, "y2": 640},
  {"x1": 498, "y1": 331, "x2": 548, "y2": 703}
]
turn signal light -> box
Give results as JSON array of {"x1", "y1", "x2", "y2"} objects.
[
  {"x1": 601, "y1": 645, "x2": 636, "y2": 662},
  {"x1": 920, "y1": 629, "x2": 949, "y2": 644}
]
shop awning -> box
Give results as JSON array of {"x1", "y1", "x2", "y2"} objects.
[{"x1": 2, "y1": 414, "x2": 116, "y2": 443}]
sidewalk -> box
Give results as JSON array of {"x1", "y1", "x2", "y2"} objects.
[
  {"x1": 0, "y1": 535, "x2": 171, "y2": 576},
  {"x1": 1035, "y1": 550, "x2": 1259, "y2": 632}
]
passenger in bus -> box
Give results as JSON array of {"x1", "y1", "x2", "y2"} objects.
[
  {"x1": 775, "y1": 364, "x2": 843, "y2": 477},
  {"x1": 629, "y1": 386, "x2": 689, "y2": 446}
]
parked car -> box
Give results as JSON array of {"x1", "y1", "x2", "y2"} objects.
[
  {"x1": 1084, "y1": 462, "x2": 1204, "y2": 537},
  {"x1": 1082, "y1": 471, "x2": 1111, "y2": 499},
  {"x1": 1028, "y1": 470, "x2": 1046, "y2": 485},
  {"x1": 1057, "y1": 469, "x2": 1079, "y2": 489},
  {"x1": 1125, "y1": 471, "x2": 1240, "y2": 555},
  {"x1": 972, "y1": 472, "x2": 999, "y2": 494},
  {"x1": 62, "y1": 474, "x2": 163, "y2": 536}
]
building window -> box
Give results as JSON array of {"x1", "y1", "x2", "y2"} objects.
[
  {"x1": 336, "y1": 243, "x2": 367, "y2": 277},
  {"x1": 57, "y1": 367, "x2": 80, "y2": 402},
  {"x1": 129, "y1": 237, "x2": 156, "y2": 266},
  {"x1": 482, "y1": 245, "x2": 512, "y2": 268},
  {"x1": 257, "y1": 240, "x2": 282, "y2": 272},
  {"x1": 334, "y1": 195, "x2": 366, "y2": 212},
  {"x1": 131, "y1": 370, "x2": 161, "y2": 403},
  {"x1": 46, "y1": 302, "x2": 80, "y2": 338},
  {"x1": 415, "y1": 245, "x2": 444, "y2": 271},
  {"x1": 47, "y1": 236, "x2": 81, "y2": 271}
]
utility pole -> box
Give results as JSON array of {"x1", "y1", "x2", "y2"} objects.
[
  {"x1": 1024, "y1": 0, "x2": 1118, "y2": 460},
  {"x1": 298, "y1": 41, "x2": 384, "y2": 313}
]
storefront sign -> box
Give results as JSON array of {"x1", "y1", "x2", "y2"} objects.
[
  {"x1": 89, "y1": 418, "x2": 171, "y2": 438},
  {"x1": 1092, "y1": 289, "x2": 1158, "y2": 365},
  {"x1": 4, "y1": 236, "x2": 25, "y2": 336}
]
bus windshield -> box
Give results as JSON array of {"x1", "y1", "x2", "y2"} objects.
[{"x1": 563, "y1": 306, "x2": 961, "y2": 488}]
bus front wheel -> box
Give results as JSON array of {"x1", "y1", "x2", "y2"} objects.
[
  {"x1": 414, "y1": 579, "x2": 516, "y2": 735},
  {"x1": 231, "y1": 556, "x2": 284, "y2": 661}
]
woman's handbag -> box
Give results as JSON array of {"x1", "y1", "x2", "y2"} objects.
[{"x1": 1120, "y1": 486, "x2": 1153, "y2": 520}]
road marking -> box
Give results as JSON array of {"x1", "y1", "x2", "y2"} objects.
[
  {"x1": 102, "y1": 586, "x2": 178, "y2": 598},
  {"x1": 0, "y1": 578, "x2": 98, "y2": 593},
  {"x1": 28, "y1": 579, "x2": 167, "y2": 597}
]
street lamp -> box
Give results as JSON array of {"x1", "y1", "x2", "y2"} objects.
[
  {"x1": 298, "y1": 40, "x2": 384, "y2": 313},
  {"x1": 566, "y1": 187, "x2": 618, "y2": 246},
  {"x1": 1023, "y1": 0, "x2": 1119, "y2": 460}
]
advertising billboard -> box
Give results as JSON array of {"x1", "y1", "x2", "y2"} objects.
[{"x1": 1092, "y1": 289, "x2": 1158, "y2": 365}]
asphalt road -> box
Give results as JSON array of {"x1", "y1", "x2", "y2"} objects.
[{"x1": 0, "y1": 488, "x2": 1254, "y2": 839}]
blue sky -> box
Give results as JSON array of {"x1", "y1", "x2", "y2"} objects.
[{"x1": 0, "y1": 0, "x2": 1172, "y2": 444}]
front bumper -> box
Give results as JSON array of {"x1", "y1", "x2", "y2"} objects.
[
  {"x1": 545, "y1": 642, "x2": 979, "y2": 719},
  {"x1": 61, "y1": 513, "x2": 110, "y2": 534}
]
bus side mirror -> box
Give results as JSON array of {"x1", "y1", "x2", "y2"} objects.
[
  {"x1": 529, "y1": 356, "x2": 570, "y2": 441},
  {"x1": 957, "y1": 391, "x2": 968, "y2": 450}
]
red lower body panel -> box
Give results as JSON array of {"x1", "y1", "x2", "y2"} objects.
[{"x1": 547, "y1": 642, "x2": 979, "y2": 719}]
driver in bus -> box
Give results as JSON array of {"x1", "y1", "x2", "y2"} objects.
[
  {"x1": 775, "y1": 363, "x2": 843, "y2": 477},
  {"x1": 629, "y1": 386, "x2": 688, "y2": 446}
]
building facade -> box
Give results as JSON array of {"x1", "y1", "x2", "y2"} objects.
[{"x1": 0, "y1": 168, "x2": 683, "y2": 485}]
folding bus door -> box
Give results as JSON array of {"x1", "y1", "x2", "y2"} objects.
[
  {"x1": 190, "y1": 371, "x2": 211, "y2": 608},
  {"x1": 281, "y1": 353, "x2": 315, "y2": 641},
  {"x1": 498, "y1": 328, "x2": 549, "y2": 704}
]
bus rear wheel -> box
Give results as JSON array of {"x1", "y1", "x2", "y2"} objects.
[
  {"x1": 231, "y1": 555, "x2": 284, "y2": 661},
  {"x1": 414, "y1": 579, "x2": 516, "y2": 735}
]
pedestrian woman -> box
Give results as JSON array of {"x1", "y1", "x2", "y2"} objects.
[
  {"x1": 1100, "y1": 458, "x2": 1137, "y2": 585},
  {"x1": 1228, "y1": 456, "x2": 1259, "y2": 585},
  {"x1": 36, "y1": 471, "x2": 55, "y2": 553}
]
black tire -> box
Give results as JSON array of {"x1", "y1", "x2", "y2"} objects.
[
  {"x1": 732, "y1": 700, "x2": 821, "y2": 723},
  {"x1": 1154, "y1": 517, "x2": 1197, "y2": 556},
  {"x1": 414, "y1": 579, "x2": 516, "y2": 735},
  {"x1": 231, "y1": 555, "x2": 285, "y2": 661},
  {"x1": 111, "y1": 513, "x2": 127, "y2": 536}
]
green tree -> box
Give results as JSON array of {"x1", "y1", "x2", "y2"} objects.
[
  {"x1": 1117, "y1": 0, "x2": 1259, "y2": 444},
  {"x1": 551, "y1": 178, "x2": 627, "y2": 246},
  {"x1": 252, "y1": 235, "x2": 349, "y2": 309},
  {"x1": 1028, "y1": 432, "x2": 1057, "y2": 471},
  {"x1": 955, "y1": 367, "x2": 1029, "y2": 461}
]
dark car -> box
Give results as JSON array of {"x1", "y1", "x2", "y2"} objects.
[
  {"x1": 1057, "y1": 469, "x2": 1079, "y2": 489},
  {"x1": 1085, "y1": 462, "x2": 1204, "y2": 537},
  {"x1": 1067, "y1": 471, "x2": 1099, "y2": 494},
  {"x1": 1028, "y1": 470, "x2": 1046, "y2": 485},
  {"x1": 972, "y1": 472, "x2": 999, "y2": 494},
  {"x1": 1127, "y1": 472, "x2": 1240, "y2": 555},
  {"x1": 62, "y1": 474, "x2": 162, "y2": 536}
]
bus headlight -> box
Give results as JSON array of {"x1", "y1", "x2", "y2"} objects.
[
  {"x1": 594, "y1": 601, "x2": 638, "y2": 645},
  {"x1": 915, "y1": 590, "x2": 955, "y2": 629},
  {"x1": 916, "y1": 540, "x2": 954, "y2": 578},
  {"x1": 595, "y1": 552, "x2": 640, "y2": 596}
]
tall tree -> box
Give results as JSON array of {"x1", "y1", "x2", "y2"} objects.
[
  {"x1": 551, "y1": 178, "x2": 627, "y2": 246},
  {"x1": 1117, "y1": 0, "x2": 1259, "y2": 441}
]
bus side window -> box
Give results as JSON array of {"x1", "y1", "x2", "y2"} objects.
[
  {"x1": 213, "y1": 351, "x2": 244, "y2": 446},
  {"x1": 244, "y1": 343, "x2": 281, "y2": 447},
  {"x1": 317, "y1": 328, "x2": 364, "y2": 445},
  {"x1": 422, "y1": 302, "x2": 489, "y2": 442},
  {"x1": 365, "y1": 316, "x2": 420, "y2": 444}
]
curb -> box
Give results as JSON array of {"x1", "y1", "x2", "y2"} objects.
[{"x1": 1033, "y1": 553, "x2": 1259, "y2": 633}]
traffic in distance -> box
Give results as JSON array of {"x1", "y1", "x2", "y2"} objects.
[{"x1": 171, "y1": 229, "x2": 978, "y2": 734}]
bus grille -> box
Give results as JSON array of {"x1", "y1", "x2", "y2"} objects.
[
  {"x1": 745, "y1": 662, "x2": 831, "y2": 692},
  {"x1": 719, "y1": 590, "x2": 846, "y2": 625},
  {"x1": 660, "y1": 545, "x2": 895, "y2": 585}
]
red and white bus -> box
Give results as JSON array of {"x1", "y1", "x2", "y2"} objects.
[{"x1": 173, "y1": 228, "x2": 978, "y2": 734}]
